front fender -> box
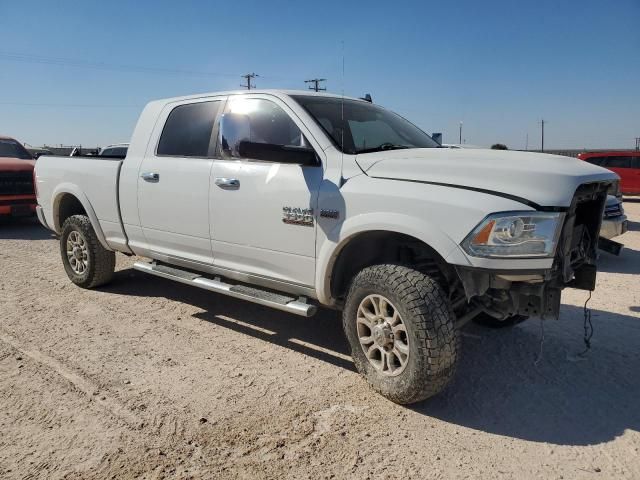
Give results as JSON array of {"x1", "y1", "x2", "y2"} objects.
[
  {"x1": 315, "y1": 212, "x2": 471, "y2": 304},
  {"x1": 51, "y1": 183, "x2": 112, "y2": 251}
]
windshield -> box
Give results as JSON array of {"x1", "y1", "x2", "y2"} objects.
[
  {"x1": 292, "y1": 95, "x2": 438, "y2": 154},
  {"x1": 0, "y1": 139, "x2": 33, "y2": 160}
]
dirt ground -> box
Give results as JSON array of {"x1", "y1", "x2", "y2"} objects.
[{"x1": 1, "y1": 202, "x2": 639, "y2": 480}]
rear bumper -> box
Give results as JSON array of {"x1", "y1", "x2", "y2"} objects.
[{"x1": 600, "y1": 215, "x2": 628, "y2": 239}]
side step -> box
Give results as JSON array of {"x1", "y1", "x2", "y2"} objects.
[{"x1": 133, "y1": 261, "x2": 317, "y2": 317}]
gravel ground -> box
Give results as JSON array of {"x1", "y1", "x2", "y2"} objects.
[{"x1": 1, "y1": 202, "x2": 639, "y2": 479}]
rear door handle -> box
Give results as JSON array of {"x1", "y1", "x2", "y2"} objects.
[
  {"x1": 214, "y1": 178, "x2": 240, "y2": 190},
  {"x1": 140, "y1": 172, "x2": 160, "y2": 183}
]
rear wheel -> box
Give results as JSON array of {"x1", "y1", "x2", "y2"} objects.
[
  {"x1": 343, "y1": 264, "x2": 458, "y2": 404},
  {"x1": 60, "y1": 215, "x2": 115, "y2": 288}
]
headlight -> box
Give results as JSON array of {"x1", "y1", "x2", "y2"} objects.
[{"x1": 461, "y1": 211, "x2": 564, "y2": 258}]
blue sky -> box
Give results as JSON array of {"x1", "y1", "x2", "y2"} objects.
[{"x1": 1, "y1": 0, "x2": 638, "y2": 149}]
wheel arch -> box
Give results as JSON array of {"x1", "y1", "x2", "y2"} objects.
[
  {"x1": 316, "y1": 213, "x2": 463, "y2": 305},
  {"x1": 52, "y1": 184, "x2": 111, "y2": 251}
]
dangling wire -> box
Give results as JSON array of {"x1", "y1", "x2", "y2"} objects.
[{"x1": 578, "y1": 291, "x2": 594, "y2": 357}]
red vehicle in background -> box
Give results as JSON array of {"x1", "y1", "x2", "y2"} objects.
[
  {"x1": 0, "y1": 136, "x2": 37, "y2": 218},
  {"x1": 578, "y1": 151, "x2": 640, "y2": 196}
]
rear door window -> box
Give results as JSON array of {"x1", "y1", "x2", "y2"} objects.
[{"x1": 157, "y1": 101, "x2": 221, "y2": 157}]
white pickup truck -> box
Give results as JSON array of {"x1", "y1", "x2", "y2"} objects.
[{"x1": 35, "y1": 90, "x2": 618, "y2": 404}]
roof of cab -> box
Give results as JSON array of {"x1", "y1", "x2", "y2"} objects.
[{"x1": 149, "y1": 89, "x2": 365, "y2": 105}]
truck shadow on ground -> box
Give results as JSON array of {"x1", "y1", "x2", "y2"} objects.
[
  {"x1": 597, "y1": 242, "x2": 640, "y2": 274},
  {"x1": 0, "y1": 217, "x2": 53, "y2": 240},
  {"x1": 419, "y1": 304, "x2": 640, "y2": 446},
  {"x1": 105, "y1": 269, "x2": 354, "y2": 371},
  {"x1": 106, "y1": 268, "x2": 639, "y2": 446}
]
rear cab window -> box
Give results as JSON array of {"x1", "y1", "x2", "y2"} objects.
[
  {"x1": 583, "y1": 155, "x2": 638, "y2": 169},
  {"x1": 602, "y1": 156, "x2": 632, "y2": 169},
  {"x1": 101, "y1": 147, "x2": 128, "y2": 157}
]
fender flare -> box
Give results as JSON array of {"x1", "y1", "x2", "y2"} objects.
[
  {"x1": 315, "y1": 212, "x2": 471, "y2": 304},
  {"x1": 51, "y1": 183, "x2": 112, "y2": 251}
]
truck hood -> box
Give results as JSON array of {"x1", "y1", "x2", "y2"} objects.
[
  {"x1": 355, "y1": 148, "x2": 618, "y2": 208},
  {"x1": 0, "y1": 157, "x2": 35, "y2": 172}
]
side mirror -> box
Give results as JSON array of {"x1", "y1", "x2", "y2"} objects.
[
  {"x1": 33, "y1": 152, "x2": 42, "y2": 159},
  {"x1": 238, "y1": 141, "x2": 317, "y2": 165},
  {"x1": 431, "y1": 132, "x2": 442, "y2": 145}
]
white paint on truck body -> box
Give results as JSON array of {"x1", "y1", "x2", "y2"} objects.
[{"x1": 34, "y1": 89, "x2": 619, "y2": 306}]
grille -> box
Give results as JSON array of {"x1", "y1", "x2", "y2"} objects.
[{"x1": 0, "y1": 172, "x2": 34, "y2": 195}]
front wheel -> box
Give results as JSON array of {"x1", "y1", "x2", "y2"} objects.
[
  {"x1": 60, "y1": 215, "x2": 115, "y2": 288},
  {"x1": 343, "y1": 264, "x2": 458, "y2": 404}
]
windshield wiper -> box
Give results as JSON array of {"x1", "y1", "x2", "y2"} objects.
[{"x1": 357, "y1": 143, "x2": 411, "y2": 154}]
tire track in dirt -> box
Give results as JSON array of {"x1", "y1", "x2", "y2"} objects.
[{"x1": 0, "y1": 331, "x2": 141, "y2": 430}]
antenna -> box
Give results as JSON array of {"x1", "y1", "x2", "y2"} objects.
[
  {"x1": 304, "y1": 78, "x2": 326, "y2": 92},
  {"x1": 240, "y1": 73, "x2": 258, "y2": 90},
  {"x1": 339, "y1": 41, "x2": 345, "y2": 188}
]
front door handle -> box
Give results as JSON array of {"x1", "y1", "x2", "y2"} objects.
[
  {"x1": 140, "y1": 172, "x2": 160, "y2": 183},
  {"x1": 214, "y1": 178, "x2": 240, "y2": 190}
]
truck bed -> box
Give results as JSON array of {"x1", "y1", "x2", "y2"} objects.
[{"x1": 35, "y1": 155, "x2": 127, "y2": 251}]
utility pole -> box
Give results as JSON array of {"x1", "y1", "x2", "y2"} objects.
[
  {"x1": 240, "y1": 73, "x2": 258, "y2": 90},
  {"x1": 635, "y1": 137, "x2": 640, "y2": 151},
  {"x1": 459, "y1": 121, "x2": 463, "y2": 144},
  {"x1": 305, "y1": 78, "x2": 326, "y2": 92},
  {"x1": 525, "y1": 133, "x2": 529, "y2": 151},
  {"x1": 540, "y1": 119, "x2": 547, "y2": 152}
]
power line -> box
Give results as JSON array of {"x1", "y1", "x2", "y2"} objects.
[
  {"x1": 0, "y1": 51, "x2": 244, "y2": 78},
  {"x1": 0, "y1": 101, "x2": 141, "y2": 108},
  {"x1": 305, "y1": 78, "x2": 326, "y2": 92},
  {"x1": 241, "y1": 73, "x2": 258, "y2": 90}
]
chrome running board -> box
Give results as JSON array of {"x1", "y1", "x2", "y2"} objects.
[{"x1": 133, "y1": 261, "x2": 317, "y2": 317}]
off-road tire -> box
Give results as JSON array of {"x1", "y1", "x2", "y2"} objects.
[
  {"x1": 343, "y1": 264, "x2": 458, "y2": 404},
  {"x1": 473, "y1": 313, "x2": 528, "y2": 328},
  {"x1": 60, "y1": 215, "x2": 115, "y2": 288}
]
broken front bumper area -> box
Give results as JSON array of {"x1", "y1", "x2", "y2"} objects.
[
  {"x1": 455, "y1": 263, "x2": 597, "y2": 322},
  {"x1": 454, "y1": 182, "x2": 610, "y2": 323}
]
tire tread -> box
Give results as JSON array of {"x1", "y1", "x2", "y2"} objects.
[
  {"x1": 60, "y1": 215, "x2": 115, "y2": 288},
  {"x1": 343, "y1": 264, "x2": 458, "y2": 404}
]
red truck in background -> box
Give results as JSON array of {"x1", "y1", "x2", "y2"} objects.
[
  {"x1": 0, "y1": 136, "x2": 37, "y2": 218},
  {"x1": 578, "y1": 151, "x2": 640, "y2": 196}
]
